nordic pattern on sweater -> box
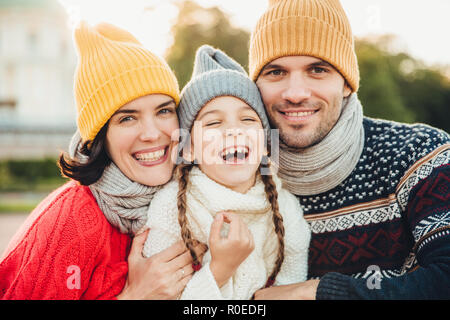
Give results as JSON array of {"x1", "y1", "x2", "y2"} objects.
[
  {"x1": 142, "y1": 167, "x2": 311, "y2": 300},
  {"x1": 301, "y1": 117, "x2": 450, "y2": 282}
]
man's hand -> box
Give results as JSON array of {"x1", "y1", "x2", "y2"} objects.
[{"x1": 253, "y1": 280, "x2": 320, "y2": 300}]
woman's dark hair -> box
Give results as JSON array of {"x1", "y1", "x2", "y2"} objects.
[{"x1": 58, "y1": 124, "x2": 111, "y2": 185}]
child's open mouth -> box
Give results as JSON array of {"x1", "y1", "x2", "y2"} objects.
[{"x1": 219, "y1": 146, "x2": 250, "y2": 164}]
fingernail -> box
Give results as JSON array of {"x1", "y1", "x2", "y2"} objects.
[{"x1": 192, "y1": 262, "x2": 202, "y2": 271}]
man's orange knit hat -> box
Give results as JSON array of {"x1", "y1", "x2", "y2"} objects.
[
  {"x1": 249, "y1": 0, "x2": 360, "y2": 92},
  {"x1": 73, "y1": 21, "x2": 180, "y2": 143}
]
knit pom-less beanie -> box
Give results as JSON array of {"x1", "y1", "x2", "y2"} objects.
[
  {"x1": 249, "y1": 0, "x2": 360, "y2": 92},
  {"x1": 178, "y1": 45, "x2": 270, "y2": 136},
  {"x1": 73, "y1": 21, "x2": 180, "y2": 143}
]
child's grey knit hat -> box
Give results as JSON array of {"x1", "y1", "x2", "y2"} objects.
[{"x1": 178, "y1": 45, "x2": 270, "y2": 137}]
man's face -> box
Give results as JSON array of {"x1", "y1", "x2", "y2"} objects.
[{"x1": 256, "y1": 56, "x2": 351, "y2": 149}]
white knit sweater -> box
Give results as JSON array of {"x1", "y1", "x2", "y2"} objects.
[{"x1": 142, "y1": 167, "x2": 311, "y2": 300}]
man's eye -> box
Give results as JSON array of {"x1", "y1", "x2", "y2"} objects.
[
  {"x1": 311, "y1": 67, "x2": 329, "y2": 74},
  {"x1": 266, "y1": 69, "x2": 285, "y2": 76}
]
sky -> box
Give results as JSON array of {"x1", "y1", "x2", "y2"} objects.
[{"x1": 59, "y1": 0, "x2": 450, "y2": 67}]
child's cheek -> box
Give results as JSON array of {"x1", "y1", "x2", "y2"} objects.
[{"x1": 200, "y1": 129, "x2": 223, "y2": 165}]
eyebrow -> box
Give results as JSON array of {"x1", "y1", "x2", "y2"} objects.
[
  {"x1": 196, "y1": 104, "x2": 254, "y2": 121},
  {"x1": 156, "y1": 99, "x2": 176, "y2": 109},
  {"x1": 240, "y1": 105, "x2": 256, "y2": 113},
  {"x1": 261, "y1": 63, "x2": 284, "y2": 72},
  {"x1": 309, "y1": 60, "x2": 334, "y2": 69},
  {"x1": 196, "y1": 109, "x2": 222, "y2": 121},
  {"x1": 112, "y1": 99, "x2": 175, "y2": 116}
]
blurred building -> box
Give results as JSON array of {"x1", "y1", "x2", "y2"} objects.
[{"x1": 0, "y1": 0, "x2": 77, "y2": 159}]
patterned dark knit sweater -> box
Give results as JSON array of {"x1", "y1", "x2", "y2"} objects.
[{"x1": 299, "y1": 117, "x2": 450, "y2": 299}]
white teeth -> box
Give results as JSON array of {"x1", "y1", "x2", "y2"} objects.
[
  {"x1": 285, "y1": 111, "x2": 315, "y2": 117},
  {"x1": 226, "y1": 147, "x2": 236, "y2": 155},
  {"x1": 221, "y1": 146, "x2": 249, "y2": 159},
  {"x1": 135, "y1": 149, "x2": 165, "y2": 162}
]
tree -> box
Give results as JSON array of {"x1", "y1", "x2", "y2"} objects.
[
  {"x1": 356, "y1": 36, "x2": 416, "y2": 123},
  {"x1": 165, "y1": 0, "x2": 250, "y2": 89},
  {"x1": 356, "y1": 35, "x2": 450, "y2": 132}
]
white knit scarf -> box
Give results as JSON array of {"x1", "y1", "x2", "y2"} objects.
[
  {"x1": 181, "y1": 166, "x2": 275, "y2": 245},
  {"x1": 274, "y1": 94, "x2": 364, "y2": 196},
  {"x1": 188, "y1": 166, "x2": 274, "y2": 216},
  {"x1": 69, "y1": 131, "x2": 161, "y2": 235}
]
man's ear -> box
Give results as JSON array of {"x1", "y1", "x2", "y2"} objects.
[{"x1": 343, "y1": 82, "x2": 352, "y2": 98}]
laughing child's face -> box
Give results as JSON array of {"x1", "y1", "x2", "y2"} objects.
[{"x1": 188, "y1": 95, "x2": 266, "y2": 193}]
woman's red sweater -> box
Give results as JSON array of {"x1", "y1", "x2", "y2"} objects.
[{"x1": 0, "y1": 181, "x2": 131, "y2": 299}]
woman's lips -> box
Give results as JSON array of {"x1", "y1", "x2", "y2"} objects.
[{"x1": 133, "y1": 146, "x2": 169, "y2": 166}]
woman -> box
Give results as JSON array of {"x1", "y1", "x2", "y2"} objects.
[{"x1": 0, "y1": 21, "x2": 205, "y2": 300}]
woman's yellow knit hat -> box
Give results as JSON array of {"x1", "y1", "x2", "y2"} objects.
[
  {"x1": 73, "y1": 21, "x2": 180, "y2": 143},
  {"x1": 249, "y1": 0, "x2": 359, "y2": 92}
]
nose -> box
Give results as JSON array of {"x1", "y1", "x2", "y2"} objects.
[
  {"x1": 281, "y1": 72, "x2": 312, "y2": 104},
  {"x1": 139, "y1": 119, "x2": 161, "y2": 142},
  {"x1": 225, "y1": 127, "x2": 244, "y2": 137}
]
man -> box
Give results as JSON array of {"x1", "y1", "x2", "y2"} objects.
[{"x1": 250, "y1": 0, "x2": 450, "y2": 299}]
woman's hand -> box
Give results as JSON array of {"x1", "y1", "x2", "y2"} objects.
[
  {"x1": 209, "y1": 212, "x2": 255, "y2": 287},
  {"x1": 117, "y1": 229, "x2": 207, "y2": 300}
]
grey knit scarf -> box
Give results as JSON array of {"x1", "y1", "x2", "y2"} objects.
[
  {"x1": 69, "y1": 131, "x2": 162, "y2": 235},
  {"x1": 273, "y1": 93, "x2": 364, "y2": 196}
]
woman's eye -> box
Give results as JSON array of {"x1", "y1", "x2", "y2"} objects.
[
  {"x1": 158, "y1": 108, "x2": 174, "y2": 115},
  {"x1": 119, "y1": 116, "x2": 134, "y2": 123},
  {"x1": 242, "y1": 118, "x2": 256, "y2": 122}
]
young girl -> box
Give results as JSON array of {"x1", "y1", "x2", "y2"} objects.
[{"x1": 142, "y1": 45, "x2": 311, "y2": 299}]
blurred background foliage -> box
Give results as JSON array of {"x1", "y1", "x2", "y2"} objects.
[
  {"x1": 1, "y1": 0, "x2": 449, "y2": 205},
  {"x1": 0, "y1": 158, "x2": 63, "y2": 192},
  {"x1": 166, "y1": 0, "x2": 250, "y2": 87}
]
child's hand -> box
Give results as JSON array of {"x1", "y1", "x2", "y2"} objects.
[{"x1": 209, "y1": 211, "x2": 255, "y2": 287}]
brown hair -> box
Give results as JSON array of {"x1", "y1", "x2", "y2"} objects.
[
  {"x1": 58, "y1": 123, "x2": 111, "y2": 186},
  {"x1": 176, "y1": 160, "x2": 285, "y2": 285},
  {"x1": 260, "y1": 160, "x2": 285, "y2": 286},
  {"x1": 176, "y1": 163, "x2": 198, "y2": 265}
]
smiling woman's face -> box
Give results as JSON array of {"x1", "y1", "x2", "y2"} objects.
[{"x1": 105, "y1": 94, "x2": 179, "y2": 187}]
